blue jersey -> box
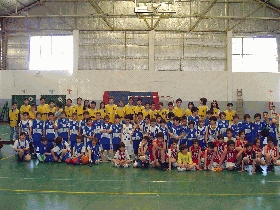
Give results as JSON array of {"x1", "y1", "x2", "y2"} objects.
[
  {"x1": 230, "y1": 122, "x2": 241, "y2": 138},
  {"x1": 73, "y1": 142, "x2": 85, "y2": 156},
  {"x1": 93, "y1": 120, "x2": 104, "y2": 140},
  {"x1": 158, "y1": 126, "x2": 169, "y2": 141},
  {"x1": 252, "y1": 121, "x2": 263, "y2": 139},
  {"x1": 217, "y1": 120, "x2": 230, "y2": 137},
  {"x1": 187, "y1": 116, "x2": 199, "y2": 128},
  {"x1": 112, "y1": 123, "x2": 122, "y2": 145},
  {"x1": 204, "y1": 118, "x2": 210, "y2": 126},
  {"x1": 132, "y1": 127, "x2": 143, "y2": 141},
  {"x1": 186, "y1": 128, "x2": 197, "y2": 141},
  {"x1": 169, "y1": 125, "x2": 183, "y2": 140},
  {"x1": 87, "y1": 144, "x2": 100, "y2": 160},
  {"x1": 39, "y1": 142, "x2": 52, "y2": 155},
  {"x1": 45, "y1": 120, "x2": 56, "y2": 142},
  {"x1": 57, "y1": 118, "x2": 69, "y2": 140},
  {"x1": 100, "y1": 123, "x2": 112, "y2": 145},
  {"x1": 197, "y1": 126, "x2": 207, "y2": 141},
  {"x1": 19, "y1": 120, "x2": 31, "y2": 140},
  {"x1": 147, "y1": 125, "x2": 158, "y2": 141},
  {"x1": 32, "y1": 119, "x2": 44, "y2": 141},
  {"x1": 69, "y1": 120, "x2": 79, "y2": 143},
  {"x1": 166, "y1": 121, "x2": 174, "y2": 131},
  {"x1": 208, "y1": 125, "x2": 219, "y2": 142},
  {"x1": 268, "y1": 123, "x2": 277, "y2": 143},
  {"x1": 83, "y1": 125, "x2": 94, "y2": 145},
  {"x1": 181, "y1": 125, "x2": 188, "y2": 141},
  {"x1": 241, "y1": 121, "x2": 253, "y2": 143}
]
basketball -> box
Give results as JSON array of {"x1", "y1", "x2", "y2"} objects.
[{"x1": 81, "y1": 155, "x2": 89, "y2": 165}]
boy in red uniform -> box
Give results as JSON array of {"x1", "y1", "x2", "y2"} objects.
[
  {"x1": 237, "y1": 143, "x2": 257, "y2": 173},
  {"x1": 253, "y1": 138, "x2": 265, "y2": 172},
  {"x1": 151, "y1": 132, "x2": 167, "y2": 170},
  {"x1": 235, "y1": 130, "x2": 248, "y2": 150},
  {"x1": 264, "y1": 136, "x2": 280, "y2": 172},
  {"x1": 219, "y1": 140, "x2": 242, "y2": 171},
  {"x1": 204, "y1": 142, "x2": 216, "y2": 170},
  {"x1": 190, "y1": 139, "x2": 202, "y2": 170},
  {"x1": 167, "y1": 140, "x2": 179, "y2": 170},
  {"x1": 213, "y1": 135, "x2": 227, "y2": 168}
]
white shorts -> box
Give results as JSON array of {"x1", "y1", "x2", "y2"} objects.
[
  {"x1": 125, "y1": 145, "x2": 133, "y2": 156},
  {"x1": 225, "y1": 162, "x2": 235, "y2": 169}
]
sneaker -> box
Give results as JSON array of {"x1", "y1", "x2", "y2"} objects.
[
  {"x1": 123, "y1": 164, "x2": 129, "y2": 168},
  {"x1": 58, "y1": 159, "x2": 62, "y2": 163},
  {"x1": 17, "y1": 156, "x2": 23, "y2": 162},
  {"x1": 177, "y1": 167, "x2": 186, "y2": 172},
  {"x1": 244, "y1": 165, "x2": 249, "y2": 171},
  {"x1": 114, "y1": 163, "x2": 120, "y2": 167},
  {"x1": 88, "y1": 162, "x2": 93, "y2": 167},
  {"x1": 106, "y1": 157, "x2": 112, "y2": 161},
  {"x1": 267, "y1": 165, "x2": 274, "y2": 172},
  {"x1": 255, "y1": 165, "x2": 263, "y2": 172}
]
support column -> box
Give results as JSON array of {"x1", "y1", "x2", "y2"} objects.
[
  {"x1": 227, "y1": 30, "x2": 233, "y2": 102},
  {"x1": 0, "y1": 19, "x2": 7, "y2": 70},
  {"x1": 149, "y1": 30, "x2": 155, "y2": 71},
  {"x1": 73, "y1": 30, "x2": 79, "y2": 76},
  {"x1": 277, "y1": 37, "x2": 280, "y2": 73}
]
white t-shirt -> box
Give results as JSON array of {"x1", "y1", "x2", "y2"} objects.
[
  {"x1": 14, "y1": 140, "x2": 29, "y2": 149},
  {"x1": 114, "y1": 149, "x2": 130, "y2": 160}
]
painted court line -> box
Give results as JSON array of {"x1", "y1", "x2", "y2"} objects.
[
  {"x1": 0, "y1": 188, "x2": 279, "y2": 196},
  {"x1": 0, "y1": 155, "x2": 14, "y2": 162}
]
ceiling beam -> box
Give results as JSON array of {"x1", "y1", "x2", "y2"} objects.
[
  {"x1": 188, "y1": 0, "x2": 218, "y2": 31},
  {"x1": 254, "y1": 0, "x2": 280, "y2": 14},
  {"x1": 88, "y1": 0, "x2": 114, "y2": 30}
]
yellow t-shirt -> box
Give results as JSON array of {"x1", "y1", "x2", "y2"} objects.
[
  {"x1": 185, "y1": 109, "x2": 192, "y2": 117},
  {"x1": 20, "y1": 105, "x2": 31, "y2": 114},
  {"x1": 177, "y1": 152, "x2": 193, "y2": 164},
  {"x1": 124, "y1": 105, "x2": 135, "y2": 115},
  {"x1": 224, "y1": 110, "x2": 236, "y2": 122},
  {"x1": 157, "y1": 109, "x2": 167, "y2": 119},
  {"x1": 212, "y1": 108, "x2": 220, "y2": 116},
  {"x1": 9, "y1": 109, "x2": 19, "y2": 127},
  {"x1": 116, "y1": 107, "x2": 125, "y2": 120},
  {"x1": 142, "y1": 109, "x2": 152, "y2": 119},
  {"x1": 74, "y1": 105, "x2": 84, "y2": 121},
  {"x1": 173, "y1": 107, "x2": 185, "y2": 118},
  {"x1": 64, "y1": 106, "x2": 75, "y2": 119},
  {"x1": 150, "y1": 109, "x2": 158, "y2": 119},
  {"x1": 98, "y1": 108, "x2": 105, "y2": 119},
  {"x1": 198, "y1": 105, "x2": 208, "y2": 119},
  {"x1": 88, "y1": 108, "x2": 98, "y2": 121},
  {"x1": 37, "y1": 104, "x2": 49, "y2": 121},
  {"x1": 105, "y1": 104, "x2": 117, "y2": 123},
  {"x1": 29, "y1": 110, "x2": 36, "y2": 120},
  {"x1": 134, "y1": 105, "x2": 144, "y2": 115},
  {"x1": 47, "y1": 107, "x2": 56, "y2": 114}
]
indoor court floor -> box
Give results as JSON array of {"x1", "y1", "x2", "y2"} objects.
[{"x1": 0, "y1": 124, "x2": 280, "y2": 210}]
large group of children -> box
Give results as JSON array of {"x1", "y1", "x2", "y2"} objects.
[{"x1": 8, "y1": 96, "x2": 280, "y2": 173}]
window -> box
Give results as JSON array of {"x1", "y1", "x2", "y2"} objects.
[
  {"x1": 232, "y1": 37, "x2": 278, "y2": 73},
  {"x1": 29, "y1": 35, "x2": 73, "y2": 72}
]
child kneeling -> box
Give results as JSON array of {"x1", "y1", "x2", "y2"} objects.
[
  {"x1": 66, "y1": 135, "x2": 86, "y2": 165},
  {"x1": 38, "y1": 137, "x2": 53, "y2": 162},
  {"x1": 51, "y1": 136, "x2": 69, "y2": 162},
  {"x1": 88, "y1": 137, "x2": 100, "y2": 167},
  {"x1": 177, "y1": 144, "x2": 196, "y2": 171},
  {"x1": 14, "y1": 132, "x2": 31, "y2": 162},
  {"x1": 112, "y1": 142, "x2": 131, "y2": 168}
]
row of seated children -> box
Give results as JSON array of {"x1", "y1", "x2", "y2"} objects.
[{"x1": 14, "y1": 130, "x2": 280, "y2": 174}]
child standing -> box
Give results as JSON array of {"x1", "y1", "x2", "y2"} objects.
[
  {"x1": 20, "y1": 98, "x2": 31, "y2": 120},
  {"x1": 210, "y1": 100, "x2": 220, "y2": 118},
  {"x1": 82, "y1": 118, "x2": 94, "y2": 147},
  {"x1": 241, "y1": 114, "x2": 253, "y2": 143},
  {"x1": 75, "y1": 97, "x2": 84, "y2": 122},
  {"x1": 18, "y1": 112, "x2": 31, "y2": 141},
  {"x1": 186, "y1": 121, "x2": 197, "y2": 148},
  {"x1": 204, "y1": 110, "x2": 213, "y2": 126},
  {"x1": 168, "y1": 117, "x2": 183, "y2": 146},
  {"x1": 79, "y1": 111, "x2": 90, "y2": 135},
  {"x1": 131, "y1": 120, "x2": 143, "y2": 159},
  {"x1": 92, "y1": 112, "x2": 104, "y2": 142},
  {"x1": 68, "y1": 113, "x2": 79, "y2": 151},
  {"x1": 230, "y1": 114, "x2": 241, "y2": 138},
  {"x1": 100, "y1": 115, "x2": 112, "y2": 161},
  {"x1": 180, "y1": 116, "x2": 188, "y2": 146},
  {"x1": 224, "y1": 103, "x2": 236, "y2": 123},
  {"x1": 196, "y1": 120, "x2": 207, "y2": 150},
  {"x1": 121, "y1": 115, "x2": 133, "y2": 156},
  {"x1": 30, "y1": 112, "x2": 44, "y2": 157},
  {"x1": 14, "y1": 132, "x2": 31, "y2": 162},
  {"x1": 224, "y1": 128, "x2": 236, "y2": 142},
  {"x1": 105, "y1": 96, "x2": 117, "y2": 123},
  {"x1": 88, "y1": 101, "x2": 97, "y2": 121},
  {"x1": 57, "y1": 111, "x2": 69, "y2": 142},
  {"x1": 198, "y1": 98, "x2": 208, "y2": 119},
  {"x1": 111, "y1": 115, "x2": 122, "y2": 153},
  {"x1": 217, "y1": 112, "x2": 230, "y2": 137},
  {"x1": 134, "y1": 98, "x2": 145, "y2": 115},
  {"x1": 124, "y1": 97, "x2": 135, "y2": 116},
  {"x1": 65, "y1": 98, "x2": 75, "y2": 119},
  {"x1": 37, "y1": 97, "x2": 49, "y2": 121},
  {"x1": 87, "y1": 137, "x2": 100, "y2": 166},
  {"x1": 188, "y1": 107, "x2": 200, "y2": 128},
  {"x1": 142, "y1": 102, "x2": 152, "y2": 119},
  {"x1": 173, "y1": 98, "x2": 184, "y2": 118},
  {"x1": 116, "y1": 100, "x2": 125, "y2": 121},
  {"x1": 44, "y1": 112, "x2": 57, "y2": 146},
  {"x1": 206, "y1": 116, "x2": 219, "y2": 143},
  {"x1": 185, "y1": 102, "x2": 194, "y2": 117},
  {"x1": 157, "y1": 102, "x2": 167, "y2": 120},
  {"x1": 112, "y1": 142, "x2": 131, "y2": 167},
  {"x1": 158, "y1": 119, "x2": 169, "y2": 142},
  {"x1": 177, "y1": 144, "x2": 196, "y2": 171},
  {"x1": 9, "y1": 101, "x2": 20, "y2": 141}
]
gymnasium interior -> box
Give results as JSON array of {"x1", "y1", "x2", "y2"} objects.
[{"x1": 0, "y1": 0, "x2": 280, "y2": 209}]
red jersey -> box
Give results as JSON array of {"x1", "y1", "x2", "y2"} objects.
[
  {"x1": 213, "y1": 141, "x2": 226, "y2": 163},
  {"x1": 252, "y1": 145, "x2": 262, "y2": 153},
  {"x1": 190, "y1": 146, "x2": 201, "y2": 164},
  {"x1": 150, "y1": 139, "x2": 165, "y2": 162},
  {"x1": 242, "y1": 149, "x2": 256, "y2": 165},
  {"x1": 266, "y1": 145, "x2": 278, "y2": 158},
  {"x1": 169, "y1": 146, "x2": 178, "y2": 159},
  {"x1": 236, "y1": 139, "x2": 248, "y2": 148},
  {"x1": 226, "y1": 148, "x2": 238, "y2": 163},
  {"x1": 205, "y1": 148, "x2": 214, "y2": 166}
]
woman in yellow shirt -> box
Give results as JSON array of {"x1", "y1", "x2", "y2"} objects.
[
  {"x1": 29, "y1": 103, "x2": 37, "y2": 120},
  {"x1": 185, "y1": 102, "x2": 194, "y2": 117},
  {"x1": 98, "y1": 101, "x2": 106, "y2": 119},
  {"x1": 210, "y1": 100, "x2": 220, "y2": 118},
  {"x1": 177, "y1": 144, "x2": 196, "y2": 171}
]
